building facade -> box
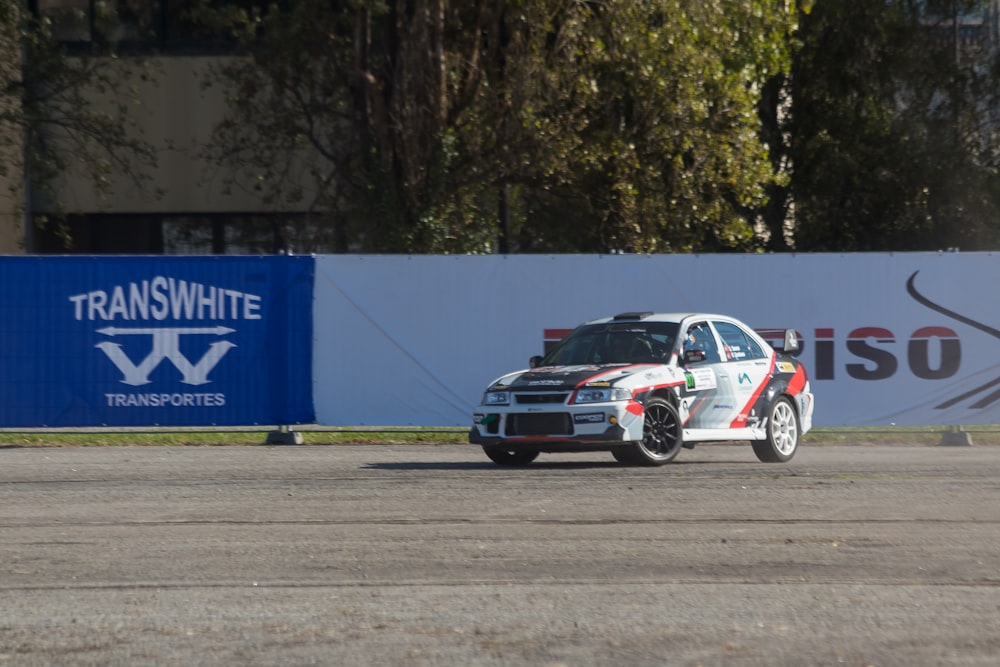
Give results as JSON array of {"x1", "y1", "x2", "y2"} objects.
[{"x1": 7, "y1": 0, "x2": 314, "y2": 255}]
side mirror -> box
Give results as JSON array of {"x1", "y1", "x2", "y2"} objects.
[
  {"x1": 529, "y1": 355, "x2": 544, "y2": 368},
  {"x1": 683, "y1": 349, "x2": 706, "y2": 364}
]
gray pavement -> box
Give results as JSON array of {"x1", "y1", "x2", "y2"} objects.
[{"x1": 1, "y1": 443, "x2": 999, "y2": 666}]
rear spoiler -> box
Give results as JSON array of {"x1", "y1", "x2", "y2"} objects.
[{"x1": 755, "y1": 328, "x2": 804, "y2": 356}]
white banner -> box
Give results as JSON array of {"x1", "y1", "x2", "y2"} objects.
[{"x1": 313, "y1": 252, "x2": 1000, "y2": 427}]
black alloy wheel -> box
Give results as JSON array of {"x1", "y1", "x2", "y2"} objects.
[{"x1": 614, "y1": 397, "x2": 683, "y2": 466}]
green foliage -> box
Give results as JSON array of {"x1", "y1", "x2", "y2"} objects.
[
  {"x1": 791, "y1": 0, "x2": 1000, "y2": 251},
  {"x1": 542, "y1": 1, "x2": 794, "y2": 253},
  {"x1": 0, "y1": 2, "x2": 158, "y2": 247},
  {"x1": 199, "y1": 0, "x2": 797, "y2": 253},
  {"x1": 10, "y1": 0, "x2": 999, "y2": 254}
]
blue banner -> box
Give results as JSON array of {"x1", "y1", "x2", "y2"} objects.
[{"x1": 0, "y1": 256, "x2": 315, "y2": 427}]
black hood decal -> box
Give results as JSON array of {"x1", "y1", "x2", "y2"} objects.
[{"x1": 509, "y1": 364, "x2": 653, "y2": 390}]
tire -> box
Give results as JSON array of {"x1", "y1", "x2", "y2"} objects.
[
  {"x1": 610, "y1": 447, "x2": 637, "y2": 464},
  {"x1": 752, "y1": 396, "x2": 800, "y2": 463},
  {"x1": 482, "y1": 446, "x2": 539, "y2": 466},
  {"x1": 616, "y1": 397, "x2": 683, "y2": 466}
]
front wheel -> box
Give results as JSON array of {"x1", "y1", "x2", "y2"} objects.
[
  {"x1": 752, "y1": 396, "x2": 800, "y2": 463},
  {"x1": 482, "y1": 446, "x2": 539, "y2": 466},
  {"x1": 615, "y1": 397, "x2": 683, "y2": 466}
]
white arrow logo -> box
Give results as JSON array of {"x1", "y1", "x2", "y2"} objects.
[{"x1": 95, "y1": 326, "x2": 237, "y2": 386}]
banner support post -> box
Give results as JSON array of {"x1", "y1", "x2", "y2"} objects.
[
  {"x1": 265, "y1": 425, "x2": 304, "y2": 445},
  {"x1": 939, "y1": 425, "x2": 973, "y2": 446}
]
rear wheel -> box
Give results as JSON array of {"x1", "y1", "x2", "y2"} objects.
[
  {"x1": 482, "y1": 446, "x2": 539, "y2": 466},
  {"x1": 615, "y1": 397, "x2": 683, "y2": 466},
  {"x1": 752, "y1": 396, "x2": 799, "y2": 463}
]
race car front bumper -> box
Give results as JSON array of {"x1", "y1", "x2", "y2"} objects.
[{"x1": 469, "y1": 404, "x2": 642, "y2": 448}]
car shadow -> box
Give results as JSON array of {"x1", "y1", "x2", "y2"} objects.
[{"x1": 362, "y1": 460, "x2": 701, "y2": 471}]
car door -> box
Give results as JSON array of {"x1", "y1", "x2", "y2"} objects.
[
  {"x1": 711, "y1": 319, "x2": 773, "y2": 429},
  {"x1": 677, "y1": 320, "x2": 729, "y2": 429}
]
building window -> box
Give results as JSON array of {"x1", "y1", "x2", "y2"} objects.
[
  {"x1": 37, "y1": 0, "x2": 92, "y2": 42},
  {"x1": 162, "y1": 216, "x2": 224, "y2": 255},
  {"x1": 32, "y1": 0, "x2": 283, "y2": 54},
  {"x1": 32, "y1": 213, "x2": 308, "y2": 255},
  {"x1": 32, "y1": 214, "x2": 164, "y2": 254},
  {"x1": 104, "y1": 0, "x2": 159, "y2": 43},
  {"x1": 163, "y1": 215, "x2": 298, "y2": 255},
  {"x1": 34, "y1": 0, "x2": 159, "y2": 46}
]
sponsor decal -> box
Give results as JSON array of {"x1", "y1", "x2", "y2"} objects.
[
  {"x1": 684, "y1": 368, "x2": 717, "y2": 391},
  {"x1": 574, "y1": 412, "x2": 606, "y2": 424},
  {"x1": 586, "y1": 381, "x2": 611, "y2": 387},
  {"x1": 777, "y1": 361, "x2": 796, "y2": 373},
  {"x1": 737, "y1": 372, "x2": 752, "y2": 385},
  {"x1": 528, "y1": 380, "x2": 563, "y2": 386},
  {"x1": 723, "y1": 345, "x2": 746, "y2": 361},
  {"x1": 529, "y1": 365, "x2": 600, "y2": 374},
  {"x1": 69, "y1": 276, "x2": 261, "y2": 412}
]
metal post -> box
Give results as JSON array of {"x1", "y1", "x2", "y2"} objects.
[{"x1": 940, "y1": 425, "x2": 973, "y2": 446}]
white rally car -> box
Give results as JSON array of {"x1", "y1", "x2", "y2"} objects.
[{"x1": 470, "y1": 312, "x2": 814, "y2": 466}]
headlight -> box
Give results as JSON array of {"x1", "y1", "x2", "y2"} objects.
[
  {"x1": 572, "y1": 387, "x2": 632, "y2": 404},
  {"x1": 483, "y1": 390, "x2": 511, "y2": 406}
]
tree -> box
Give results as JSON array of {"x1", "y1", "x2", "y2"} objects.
[
  {"x1": 201, "y1": 0, "x2": 798, "y2": 254},
  {"x1": 0, "y1": 2, "x2": 158, "y2": 250},
  {"x1": 542, "y1": 1, "x2": 796, "y2": 253},
  {"x1": 201, "y1": 0, "x2": 505, "y2": 253},
  {"x1": 790, "y1": 0, "x2": 1000, "y2": 251}
]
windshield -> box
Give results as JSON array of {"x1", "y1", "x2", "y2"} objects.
[{"x1": 539, "y1": 322, "x2": 679, "y2": 366}]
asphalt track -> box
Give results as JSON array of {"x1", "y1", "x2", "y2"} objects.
[{"x1": 1, "y1": 442, "x2": 999, "y2": 666}]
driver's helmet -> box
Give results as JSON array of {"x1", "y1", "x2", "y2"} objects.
[{"x1": 685, "y1": 326, "x2": 712, "y2": 353}]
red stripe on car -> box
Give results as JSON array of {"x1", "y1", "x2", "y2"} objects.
[
  {"x1": 787, "y1": 365, "x2": 807, "y2": 395},
  {"x1": 730, "y1": 356, "x2": 776, "y2": 428},
  {"x1": 626, "y1": 380, "x2": 686, "y2": 416}
]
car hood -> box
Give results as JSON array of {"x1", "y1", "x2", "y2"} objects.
[{"x1": 496, "y1": 363, "x2": 661, "y2": 391}]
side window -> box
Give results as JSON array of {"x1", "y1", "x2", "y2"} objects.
[
  {"x1": 713, "y1": 321, "x2": 766, "y2": 361},
  {"x1": 682, "y1": 322, "x2": 720, "y2": 364}
]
